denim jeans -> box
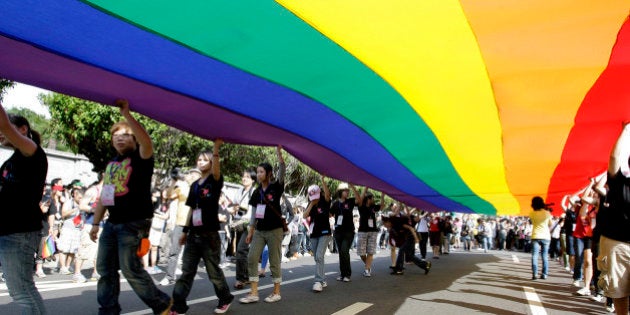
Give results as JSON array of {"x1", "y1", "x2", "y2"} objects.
[
  {"x1": 172, "y1": 231, "x2": 233, "y2": 313},
  {"x1": 531, "y1": 238, "x2": 550, "y2": 277},
  {"x1": 0, "y1": 231, "x2": 47, "y2": 314},
  {"x1": 96, "y1": 220, "x2": 171, "y2": 315},
  {"x1": 481, "y1": 235, "x2": 491, "y2": 251},
  {"x1": 573, "y1": 237, "x2": 586, "y2": 281},
  {"x1": 247, "y1": 228, "x2": 283, "y2": 283},
  {"x1": 395, "y1": 236, "x2": 427, "y2": 271},
  {"x1": 310, "y1": 235, "x2": 331, "y2": 283},
  {"x1": 334, "y1": 231, "x2": 354, "y2": 278},
  {"x1": 165, "y1": 225, "x2": 185, "y2": 281}
]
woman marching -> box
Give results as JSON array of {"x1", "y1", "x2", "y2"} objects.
[
  {"x1": 170, "y1": 139, "x2": 234, "y2": 314},
  {"x1": 240, "y1": 145, "x2": 286, "y2": 304},
  {"x1": 304, "y1": 175, "x2": 332, "y2": 292},
  {"x1": 0, "y1": 103, "x2": 48, "y2": 314}
]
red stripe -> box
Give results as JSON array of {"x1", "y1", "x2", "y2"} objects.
[{"x1": 547, "y1": 16, "x2": 630, "y2": 216}]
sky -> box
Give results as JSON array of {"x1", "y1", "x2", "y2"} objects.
[{"x1": 2, "y1": 82, "x2": 51, "y2": 118}]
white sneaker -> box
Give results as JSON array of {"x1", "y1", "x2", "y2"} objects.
[
  {"x1": 342, "y1": 277, "x2": 351, "y2": 282},
  {"x1": 239, "y1": 294, "x2": 259, "y2": 304},
  {"x1": 321, "y1": 281, "x2": 327, "y2": 288},
  {"x1": 264, "y1": 293, "x2": 281, "y2": 303},
  {"x1": 175, "y1": 268, "x2": 182, "y2": 275},
  {"x1": 589, "y1": 294, "x2": 604, "y2": 303},
  {"x1": 312, "y1": 282, "x2": 323, "y2": 292},
  {"x1": 605, "y1": 304, "x2": 615, "y2": 313},
  {"x1": 59, "y1": 267, "x2": 71, "y2": 275},
  {"x1": 159, "y1": 277, "x2": 173, "y2": 286},
  {"x1": 362, "y1": 269, "x2": 371, "y2": 277},
  {"x1": 72, "y1": 273, "x2": 87, "y2": 283},
  {"x1": 281, "y1": 257, "x2": 290, "y2": 263},
  {"x1": 576, "y1": 287, "x2": 591, "y2": 296},
  {"x1": 572, "y1": 280, "x2": 581, "y2": 287}
]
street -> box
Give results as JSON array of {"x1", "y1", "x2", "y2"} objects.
[{"x1": 0, "y1": 248, "x2": 609, "y2": 314}]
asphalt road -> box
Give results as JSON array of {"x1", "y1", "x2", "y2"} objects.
[{"x1": 0, "y1": 248, "x2": 612, "y2": 314}]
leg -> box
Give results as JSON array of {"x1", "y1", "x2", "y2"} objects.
[
  {"x1": 0, "y1": 231, "x2": 47, "y2": 314},
  {"x1": 541, "y1": 239, "x2": 549, "y2": 277},
  {"x1": 266, "y1": 229, "x2": 284, "y2": 290},
  {"x1": 115, "y1": 221, "x2": 171, "y2": 314},
  {"x1": 171, "y1": 236, "x2": 201, "y2": 314},
  {"x1": 531, "y1": 239, "x2": 540, "y2": 278},
  {"x1": 96, "y1": 222, "x2": 122, "y2": 315},
  {"x1": 198, "y1": 233, "x2": 234, "y2": 307},
  {"x1": 235, "y1": 229, "x2": 250, "y2": 283},
  {"x1": 247, "y1": 230, "x2": 267, "y2": 293},
  {"x1": 165, "y1": 225, "x2": 183, "y2": 281},
  {"x1": 419, "y1": 232, "x2": 428, "y2": 258}
]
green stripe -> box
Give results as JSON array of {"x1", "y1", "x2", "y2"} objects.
[{"x1": 84, "y1": 0, "x2": 496, "y2": 214}]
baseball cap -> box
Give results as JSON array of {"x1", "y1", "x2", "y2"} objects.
[{"x1": 308, "y1": 185, "x2": 321, "y2": 201}]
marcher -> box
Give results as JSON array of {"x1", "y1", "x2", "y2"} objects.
[
  {"x1": 331, "y1": 182, "x2": 361, "y2": 282},
  {"x1": 529, "y1": 196, "x2": 552, "y2": 280},
  {"x1": 170, "y1": 140, "x2": 234, "y2": 314},
  {"x1": 89, "y1": 99, "x2": 172, "y2": 315},
  {"x1": 356, "y1": 189, "x2": 384, "y2": 277},
  {"x1": 231, "y1": 168, "x2": 256, "y2": 289},
  {"x1": 239, "y1": 146, "x2": 286, "y2": 304},
  {"x1": 382, "y1": 215, "x2": 431, "y2": 275},
  {"x1": 0, "y1": 104, "x2": 48, "y2": 314},
  {"x1": 598, "y1": 122, "x2": 630, "y2": 314},
  {"x1": 303, "y1": 175, "x2": 332, "y2": 292}
]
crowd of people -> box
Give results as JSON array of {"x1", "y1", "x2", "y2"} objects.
[{"x1": 0, "y1": 100, "x2": 628, "y2": 315}]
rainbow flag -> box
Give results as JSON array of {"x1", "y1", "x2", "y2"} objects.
[
  {"x1": 1, "y1": 1, "x2": 629, "y2": 215},
  {"x1": 42, "y1": 236, "x2": 56, "y2": 259}
]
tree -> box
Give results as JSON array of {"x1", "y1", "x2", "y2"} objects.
[
  {"x1": 5, "y1": 107, "x2": 54, "y2": 148},
  {"x1": 42, "y1": 93, "x2": 211, "y2": 175},
  {"x1": 0, "y1": 78, "x2": 15, "y2": 102}
]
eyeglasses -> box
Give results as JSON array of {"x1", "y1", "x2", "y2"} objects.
[{"x1": 112, "y1": 133, "x2": 133, "y2": 139}]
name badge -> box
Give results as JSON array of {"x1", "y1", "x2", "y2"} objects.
[
  {"x1": 255, "y1": 204, "x2": 266, "y2": 219},
  {"x1": 101, "y1": 184, "x2": 115, "y2": 206},
  {"x1": 336, "y1": 215, "x2": 344, "y2": 226},
  {"x1": 368, "y1": 219, "x2": 374, "y2": 228},
  {"x1": 192, "y1": 208, "x2": 203, "y2": 226}
]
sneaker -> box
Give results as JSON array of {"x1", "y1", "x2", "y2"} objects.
[
  {"x1": 233, "y1": 280, "x2": 248, "y2": 289},
  {"x1": 572, "y1": 280, "x2": 581, "y2": 287},
  {"x1": 73, "y1": 273, "x2": 87, "y2": 283},
  {"x1": 540, "y1": 274, "x2": 547, "y2": 280},
  {"x1": 362, "y1": 269, "x2": 371, "y2": 277},
  {"x1": 576, "y1": 287, "x2": 591, "y2": 296},
  {"x1": 0, "y1": 273, "x2": 4, "y2": 282},
  {"x1": 424, "y1": 261, "x2": 431, "y2": 275},
  {"x1": 214, "y1": 296, "x2": 234, "y2": 314},
  {"x1": 321, "y1": 281, "x2": 327, "y2": 288},
  {"x1": 59, "y1": 267, "x2": 71, "y2": 275},
  {"x1": 239, "y1": 294, "x2": 259, "y2": 304},
  {"x1": 390, "y1": 270, "x2": 404, "y2": 275},
  {"x1": 589, "y1": 294, "x2": 604, "y2": 303},
  {"x1": 605, "y1": 304, "x2": 615, "y2": 313},
  {"x1": 281, "y1": 257, "x2": 290, "y2": 263},
  {"x1": 90, "y1": 272, "x2": 100, "y2": 281},
  {"x1": 35, "y1": 271, "x2": 47, "y2": 278},
  {"x1": 342, "y1": 277, "x2": 351, "y2": 282},
  {"x1": 336, "y1": 276, "x2": 344, "y2": 281},
  {"x1": 312, "y1": 282, "x2": 323, "y2": 292},
  {"x1": 264, "y1": 293, "x2": 281, "y2": 303},
  {"x1": 160, "y1": 277, "x2": 174, "y2": 286}
]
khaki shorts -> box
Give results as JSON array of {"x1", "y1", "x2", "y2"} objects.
[
  {"x1": 77, "y1": 224, "x2": 100, "y2": 261},
  {"x1": 597, "y1": 235, "x2": 630, "y2": 299}
]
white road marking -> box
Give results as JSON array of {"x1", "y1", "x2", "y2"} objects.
[
  {"x1": 122, "y1": 271, "x2": 338, "y2": 315},
  {"x1": 331, "y1": 302, "x2": 373, "y2": 315},
  {"x1": 512, "y1": 254, "x2": 520, "y2": 263},
  {"x1": 522, "y1": 286, "x2": 547, "y2": 315}
]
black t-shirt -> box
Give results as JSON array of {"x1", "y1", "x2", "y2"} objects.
[
  {"x1": 103, "y1": 149, "x2": 154, "y2": 224},
  {"x1": 358, "y1": 202, "x2": 380, "y2": 232},
  {"x1": 389, "y1": 216, "x2": 413, "y2": 247},
  {"x1": 185, "y1": 175, "x2": 223, "y2": 233},
  {"x1": 0, "y1": 146, "x2": 48, "y2": 236},
  {"x1": 331, "y1": 197, "x2": 356, "y2": 233},
  {"x1": 598, "y1": 172, "x2": 630, "y2": 242},
  {"x1": 308, "y1": 198, "x2": 331, "y2": 238},
  {"x1": 249, "y1": 181, "x2": 284, "y2": 231}
]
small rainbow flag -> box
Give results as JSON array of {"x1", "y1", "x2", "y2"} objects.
[{"x1": 42, "y1": 236, "x2": 56, "y2": 259}]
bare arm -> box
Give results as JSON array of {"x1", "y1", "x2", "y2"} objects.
[
  {"x1": 609, "y1": 122, "x2": 630, "y2": 177},
  {"x1": 0, "y1": 103, "x2": 37, "y2": 156},
  {"x1": 349, "y1": 183, "x2": 361, "y2": 205},
  {"x1": 116, "y1": 99, "x2": 153, "y2": 159},
  {"x1": 89, "y1": 199, "x2": 107, "y2": 242},
  {"x1": 321, "y1": 175, "x2": 331, "y2": 202},
  {"x1": 212, "y1": 139, "x2": 223, "y2": 181},
  {"x1": 276, "y1": 145, "x2": 285, "y2": 184}
]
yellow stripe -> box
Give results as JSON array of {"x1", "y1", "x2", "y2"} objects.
[{"x1": 279, "y1": 0, "x2": 520, "y2": 214}]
